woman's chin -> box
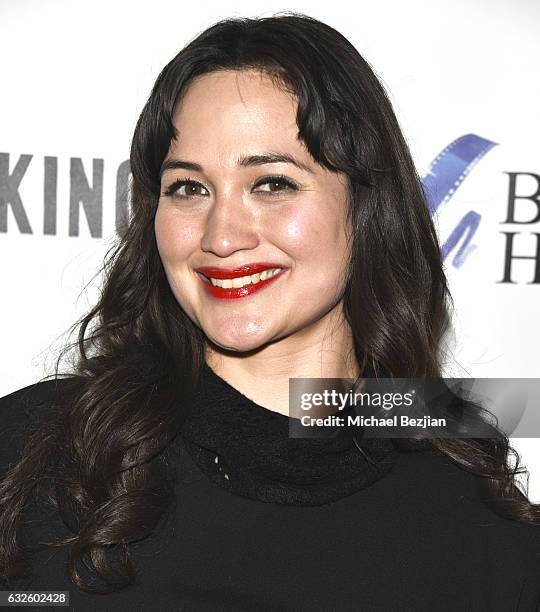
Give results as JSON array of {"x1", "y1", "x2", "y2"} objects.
[{"x1": 204, "y1": 325, "x2": 276, "y2": 355}]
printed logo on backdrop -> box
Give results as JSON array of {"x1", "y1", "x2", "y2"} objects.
[
  {"x1": 1, "y1": 137, "x2": 539, "y2": 284},
  {"x1": 0, "y1": 155, "x2": 131, "y2": 238},
  {"x1": 421, "y1": 134, "x2": 540, "y2": 284}
]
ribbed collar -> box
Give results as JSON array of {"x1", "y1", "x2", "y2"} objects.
[{"x1": 180, "y1": 361, "x2": 400, "y2": 506}]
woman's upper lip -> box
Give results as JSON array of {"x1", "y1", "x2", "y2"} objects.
[{"x1": 195, "y1": 263, "x2": 286, "y2": 279}]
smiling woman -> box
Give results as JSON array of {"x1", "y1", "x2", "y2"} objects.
[
  {"x1": 155, "y1": 68, "x2": 355, "y2": 402},
  {"x1": 1, "y1": 10, "x2": 540, "y2": 612}
]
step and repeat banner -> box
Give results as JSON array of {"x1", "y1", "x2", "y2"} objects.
[{"x1": 1, "y1": 0, "x2": 538, "y2": 497}]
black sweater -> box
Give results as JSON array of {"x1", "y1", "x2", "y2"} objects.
[{"x1": 1, "y1": 363, "x2": 540, "y2": 611}]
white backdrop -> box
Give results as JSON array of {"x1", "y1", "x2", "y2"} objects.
[{"x1": 1, "y1": 0, "x2": 538, "y2": 499}]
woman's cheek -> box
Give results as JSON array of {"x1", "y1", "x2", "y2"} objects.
[
  {"x1": 284, "y1": 212, "x2": 329, "y2": 256},
  {"x1": 155, "y1": 209, "x2": 198, "y2": 261}
]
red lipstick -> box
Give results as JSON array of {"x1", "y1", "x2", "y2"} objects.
[
  {"x1": 195, "y1": 262, "x2": 284, "y2": 279},
  {"x1": 194, "y1": 263, "x2": 287, "y2": 300}
]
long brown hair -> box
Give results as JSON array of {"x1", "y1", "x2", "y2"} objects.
[{"x1": 1, "y1": 11, "x2": 538, "y2": 594}]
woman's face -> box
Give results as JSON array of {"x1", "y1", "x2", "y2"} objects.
[{"x1": 155, "y1": 69, "x2": 352, "y2": 354}]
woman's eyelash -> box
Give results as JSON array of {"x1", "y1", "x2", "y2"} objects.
[
  {"x1": 253, "y1": 175, "x2": 298, "y2": 192},
  {"x1": 162, "y1": 178, "x2": 202, "y2": 198},
  {"x1": 162, "y1": 175, "x2": 298, "y2": 198}
]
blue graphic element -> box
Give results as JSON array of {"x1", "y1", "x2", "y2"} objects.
[
  {"x1": 422, "y1": 134, "x2": 498, "y2": 216},
  {"x1": 440, "y1": 210, "x2": 480, "y2": 265},
  {"x1": 420, "y1": 134, "x2": 498, "y2": 267}
]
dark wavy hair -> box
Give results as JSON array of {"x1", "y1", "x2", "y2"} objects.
[{"x1": 1, "y1": 11, "x2": 539, "y2": 594}]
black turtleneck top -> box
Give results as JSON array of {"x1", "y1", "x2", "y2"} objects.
[{"x1": 1, "y1": 363, "x2": 540, "y2": 611}]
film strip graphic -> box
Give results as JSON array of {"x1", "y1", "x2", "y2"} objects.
[{"x1": 421, "y1": 134, "x2": 498, "y2": 217}]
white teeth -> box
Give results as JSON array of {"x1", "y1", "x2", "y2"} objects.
[{"x1": 208, "y1": 268, "x2": 283, "y2": 289}]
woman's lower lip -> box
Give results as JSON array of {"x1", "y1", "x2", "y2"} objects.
[{"x1": 196, "y1": 270, "x2": 286, "y2": 300}]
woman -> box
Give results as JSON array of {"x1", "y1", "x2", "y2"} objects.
[{"x1": 1, "y1": 12, "x2": 539, "y2": 611}]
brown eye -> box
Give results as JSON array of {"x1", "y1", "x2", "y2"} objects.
[
  {"x1": 267, "y1": 181, "x2": 287, "y2": 192},
  {"x1": 253, "y1": 176, "x2": 298, "y2": 195},
  {"x1": 184, "y1": 184, "x2": 203, "y2": 196},
  {"x1": 163, "y1": 179, "x2": 209, "y2": 199}
]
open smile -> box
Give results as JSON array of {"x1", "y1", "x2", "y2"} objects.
[{"x1": 196, "y1": 267, "x2": 287, "y2": 300}]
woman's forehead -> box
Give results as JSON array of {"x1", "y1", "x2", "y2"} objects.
[
  {"x1": 167, "y1": 72, "x2": 309, "y2": 170},
  {"x1": 172, "y1": 70, "x2": 298, "y2": 126}
]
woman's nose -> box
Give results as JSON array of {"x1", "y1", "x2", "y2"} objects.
[{"x1": 200, "y1": 192, "x2": 260, "y2": 258}]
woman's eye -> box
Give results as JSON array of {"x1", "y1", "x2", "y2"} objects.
[
  {"x1": 163, "y1": 180, "x2": 208, "y2": 199},
  {"x1": 253, "y1": 176, "x2": 298, "y2": 195}
]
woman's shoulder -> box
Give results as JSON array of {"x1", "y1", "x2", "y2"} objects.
[
  {"x1": 397, "y1": 442, "x2": 539, "y2": 513},
  {"x1": 0, "y1": 377, "x2": 75, "y2": 475},
  {"x1": 397, "y1": 444, "x2": 540, "y2": 539},
  {"x1": 387, "y1": 445, "x2": 540, "y2": 588},
  {"x1": 0, "y1": 377, "x2": 74, "y2": 423}
]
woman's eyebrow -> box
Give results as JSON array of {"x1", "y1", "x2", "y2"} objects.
[{"x1": 160, "y1": 151, "x2": 315, "y2": 177}]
